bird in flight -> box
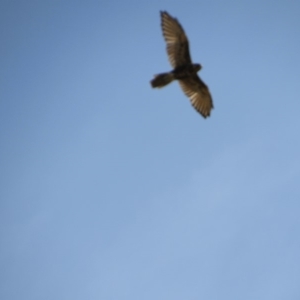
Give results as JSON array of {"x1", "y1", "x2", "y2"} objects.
[{"x1": 150, "y1": 11, "x2": 213, "y2": 118}]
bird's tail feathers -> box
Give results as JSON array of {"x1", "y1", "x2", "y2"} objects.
[{"x1": 151, "y1": 72, "x2": 174, "y2": 88}]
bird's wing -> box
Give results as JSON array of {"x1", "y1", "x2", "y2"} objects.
[
  {"x1": 179, "y1": 75, "x2": 213, "y2": 118},
  {"x1": 160, "y1": 11, "x2": 192, "y2": 68}
]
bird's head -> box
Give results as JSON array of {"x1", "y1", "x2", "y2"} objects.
[{"x1": 193, "y1": 63, "x2": 202, "y2": 72}]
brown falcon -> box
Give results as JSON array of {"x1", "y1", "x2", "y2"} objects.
[{"x1": 150, "y1": 11, "x2": 213, "y2": 118}]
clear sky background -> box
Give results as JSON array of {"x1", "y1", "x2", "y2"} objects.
[{"x1": 1, "y1": 1, "x2": 300, "y2": 299}]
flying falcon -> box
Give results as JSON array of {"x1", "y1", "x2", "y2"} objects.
[{"x1": 150, "y1": 11, "x2": 213, "y2": 118}]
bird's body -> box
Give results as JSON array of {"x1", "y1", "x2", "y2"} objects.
[
  {"x1": 151, "y1": 63, "x2": 201, "y2": 88},
  {"x1": 150, "y1": 11, "x2": 213, "y2": 118},
  {"x1": 172, "y1": 63, "x2": 202, "y2": 79}
]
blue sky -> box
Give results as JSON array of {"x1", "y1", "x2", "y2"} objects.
[{"x1": 1, "y1": 1, "x2": 300, "y2": 299}]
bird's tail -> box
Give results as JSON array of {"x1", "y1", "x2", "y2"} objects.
[{"x1": 150, "y1": 72, "x2": 174, "y2": 88}]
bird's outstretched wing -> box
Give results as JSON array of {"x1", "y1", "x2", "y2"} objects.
[
  {"x1": 179, "y1": 75, "x2": 213, "y2": 118},
  {"x1": 160, "y1": 11, "x2": 192, "y2": 68}
]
